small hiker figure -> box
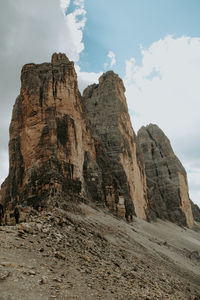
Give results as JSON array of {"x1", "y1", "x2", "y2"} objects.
[
  {"x1": 0, "y1": 204, "x2": 4, "y2": 226},
  {"x1": 125, "y1": 210, "x2": 133, "y2": 222},
  {"x1": 14, "y1": 205, "x2": 20, "y2": 224},
  {"x1": 125, "y1": 203, "x2": 134, "y2": 222}
]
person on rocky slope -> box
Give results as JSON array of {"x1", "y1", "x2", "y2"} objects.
[
  {"x1": 14, "y1": 204, "x2": 20, "y2": 224},
  {"x1": 0, "y1": 203, "x2": 4, "y2": 226}
]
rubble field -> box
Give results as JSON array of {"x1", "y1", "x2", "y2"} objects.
[{"x1": 0, "y1": 203, "x2": 200, "y2": 300}]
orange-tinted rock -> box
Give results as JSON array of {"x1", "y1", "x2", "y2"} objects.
[
  {"x1": 136, "y1": 124, "x2": 194, "y2": 228},
  {"x1": 0, "y1": 57, "x2": 147, "y2": 221},
  {"x1": 1, "y1": 53, "x2": 97, "y2": 209}
]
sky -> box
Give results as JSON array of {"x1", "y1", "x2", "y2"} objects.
[{"x1": 0, "y1": 0, "x2": 200, "y2": 206}]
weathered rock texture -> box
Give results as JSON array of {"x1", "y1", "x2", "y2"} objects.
[
  {"x1": 190, "y1": 200, "x2": 200, "y2": 222},
  {"x1": 1, "y1": 53, "x2": 96, "y2": 209},
  {"x1": 0, "y1": 53, "x2": 195, "y2": 227},
  {"x1": 82, "y1": 72, "x2": 147, "y2": 218},
  {"x1": 136, "y1": 124, "x2": 194, "y2": 228},
  {"x1": 0, "y1": 54, "x2": 147, "y2": 220}
]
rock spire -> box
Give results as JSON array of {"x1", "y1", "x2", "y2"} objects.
[{"x1": 136, "y1": 124, "x2": 194, "y2": 228}]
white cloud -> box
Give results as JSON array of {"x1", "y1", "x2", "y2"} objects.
[
  {"x1": 104, "y1": 50, "x2": 116, "y2": 69},
  {"x1": 124, "y1": 35, "x2": 200, "y2": 135},
  {"x1": 61, "y1": 0, "x2": 87, "y2": 61},
  {"x1": 124, "y1": 35, "x2": 200, "y2": 205},
  {"x1": 75, "y1": 65, "x2": 102, "y2": 94},
  {"x1": 73, "y1": 0, "x2": 84, "y2": 7},
  {"x1": 108, "y1": 51, "x2": 116, "y2": 67},
  {"x1": 59, "y1": 0, "x2": 70, "y2": 15}
]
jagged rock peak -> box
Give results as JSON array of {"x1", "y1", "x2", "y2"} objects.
[
  {"x1": 51, "y1": 52, "x2": 70, "y2": 65},
  {"x1": 99, "y1": 70, "x2": 125, "y2": 87},
  {"x1": 138, "y1": 123, "x2": 169, "y2": 140},
  {"x1": 137, "y1": 124, "x2": 176, "y2": 159},
  {"x1": 136, "y1": 123, "x2": 194, "y2": 228},
  {"x1": 138, "y1": 123, "x2": 163, "y2": 134},
  {"x1": 83, "y1": 71, "x2": 126, "y2": 109},
  {"x1": 21, "y1": 54, "x2": 72, "y2": 75}
]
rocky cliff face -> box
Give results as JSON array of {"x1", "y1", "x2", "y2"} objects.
[
  {"x1": 190, "y1": 200, "x2": 200, "y2": 222},
  {"x1": 1, "y1": 53, "x2": 96, "y2": 209},
  {"x1": 0, "y1": 53, "x2": 147, "y2": 220},
  {"x1": 0, "y1": 53, "x2": 195, "y2": 227},
  {"x1": 82, "y1": 72, "x2": 147, "y2": 219},
  {"x1": 136, "y1": 124, "x2": 194, "y2": 228}
]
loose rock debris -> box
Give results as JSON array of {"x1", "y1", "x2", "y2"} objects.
[{"x1": 0, "y1": 204, "x2": 199, "y2": 300}]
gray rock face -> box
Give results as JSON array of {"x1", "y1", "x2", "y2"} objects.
[
  {"x1": 190, "y1": 200, "x2": 200, "y2": 222},
  {"x1": 82, "y1": 71, "x2": 147, "y2": 219},
  {"x1": 136, "y1": 124, "x2": 194, "y2": 228}
]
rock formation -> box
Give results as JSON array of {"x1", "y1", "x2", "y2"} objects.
[
  {"x1": 0, "y1": 53, "x2": 147, "y2": 220},
  {"x1": 136, "y1": 124, "x2": 194, "y2": 228},
  {"x1": 82, "y1": 72, "x2": 147, "y2": 218},
  {"x1": 190, "y1": 200, "x2": 200, "y2": 222},
  {"x1": 0, "y1": 53, "x2": 195, "y2": 227},
  {"x1": 1, "y1": 53, "x2": 97, "y2": 209}
]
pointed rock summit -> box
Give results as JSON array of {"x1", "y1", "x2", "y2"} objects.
[{"x1": 136, "y1": 124, "x2": 194, "y2": 228}]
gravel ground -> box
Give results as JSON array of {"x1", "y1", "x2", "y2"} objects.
[{"x1": 0, "y1": 203, "x2": 200, "y2": 300}]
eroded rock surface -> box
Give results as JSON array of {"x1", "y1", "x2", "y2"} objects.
[
  {"x1": 0, "y1": 53, "x2": 196, "y2": 227},
  {"x1": 136, "y1": 124, "x2": 194, "y2": 228},
  {"x1": 0, "y1": 54, "x2": 147, "y2": 221},
  {"x1": 190, "y1": 200, "x2": 200, "y2": 222},
  {"x1": 82, "y1": 71, "x2": 147, "y2": 219},
  {"x1": 1, "y1": 53, "x2": 96, "y2": 209}
]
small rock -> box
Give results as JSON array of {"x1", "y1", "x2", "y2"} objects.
[
  {"x1": 18, "y1": 230, "x2": 25, "y2": 238},
  {"x1": 0, "y1": 271, "x2": 10, "y2": 280},
  {"x1": 1, "y1": 262, "x2": 20, "y2": 268},
  {"x1": 53, "y1": 277, "x2": 63, "y2": 283},
  {"x1": 18, "y1": 223, "x2": 33, "y2": 233},
  {"x1": 54, "y1": 251, "x2": 65, "y2": 260},
  {"x1": 28, "y1": 270, "x2": 36, "y2": 275},
  {"x1": 36, "y1": 223, "x2": 43, "y2": 231},
  {"x1": 82, "y1": 255, "x2": 91, "y2": 262},
  {"x1": 40, "y1": 276, "x2": 48, "y2": 284},
  {"x1": 23, "y1": 270, "x2": 36, "y2": 275},
  {"x1": 42, "y1": 227, "x2": 50, "y2": 234}
]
